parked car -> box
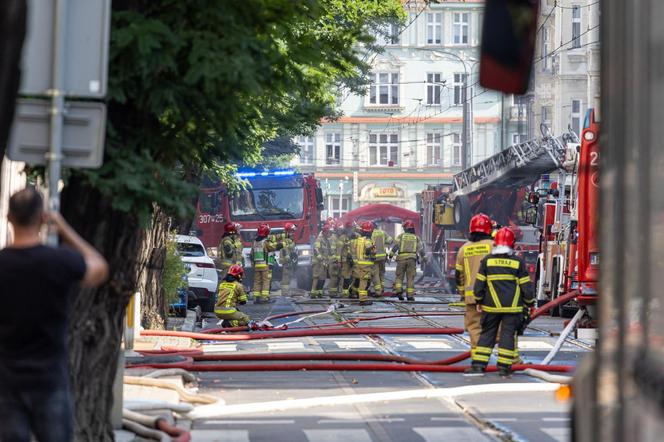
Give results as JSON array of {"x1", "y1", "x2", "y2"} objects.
[{"x1": 176, "y1": 235, "x2": 218, "y2": 312}]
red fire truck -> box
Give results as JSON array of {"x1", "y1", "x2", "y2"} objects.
[
  {"x1": 194, "y1": 170, "x2": 325, "y2": 288},
  {"x1": 533, "y1": 109, "x2": 599, "y2": 320},
  {"x1": 420, "y1": 128, "x2": 580, "y2": 291}
]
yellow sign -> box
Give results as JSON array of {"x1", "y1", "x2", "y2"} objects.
[{"x1": 372, "y1": 187, "x2": 398, "y2": 197}]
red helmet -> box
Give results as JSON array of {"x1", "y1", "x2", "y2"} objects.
[
  {"x1": 284, "y1": 222, "x2": 297, "y2": 232},
  {"x1": 228, "y1": 264, "x2": 244, "y2": 278},
  {"x1": 402, "y1": 220, "x2": 415, "y2": 230},
  {"x1": 224, "y1": 222, "x2": 237, "y2": 234},
  {"x1": 257, "y1": 223, "x2": 270, "y2": 237},
  {"x1": 360, "y1": 221, "x2": 374, "y2": 233},
  {"x1": 469, "y1": 213, "x2": 492, "y2": 235},
  {"x1": 344, "y1": 220, "x2": 354, "y2": 229},
  {"x1": 494, "y1": 227, "x2": 516, "y2": 248}
]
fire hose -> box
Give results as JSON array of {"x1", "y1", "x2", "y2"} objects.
[
  {"x1": 141, "y1": 327, "x2": 465, "y2": 341},
  {"x1": 122, "y1": 409, "x2": 191, "y2": 442}
]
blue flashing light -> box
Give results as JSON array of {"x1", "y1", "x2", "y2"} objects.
[{"x1": 235, "y1": 169, "x2": 297, "y2": 178}]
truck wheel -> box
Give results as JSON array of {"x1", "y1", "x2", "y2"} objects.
[{"x1": 453, "y1": 195, "x2": 471, "y2": 232}]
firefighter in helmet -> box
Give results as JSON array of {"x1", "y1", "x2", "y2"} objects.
[
  {"x1": 251, "y1": 223, "x2": 281, "y2": 303},
  {"x1": 466, "y1": 227, "x2": 534, "y2": 378},
  {"x1": 339, "y1": 220, "x2": 355, "y2": 297},
  {"x1": 218, "y1": 222, "x2": 243, "y2": 278},
  {"x1": 279, "y1": 222, "x2": 298, "y2": 296},
  {"x1": 311, "y1": 222, "x2": 333, "y2": 298},
  {"x1": 327, "y1": 221, "x2": 345, "y2": 297},
  {"x1": 370, "y1": 220, "x2": 393, "y2": 297},
  {"x1": 349, "y1": 221, "x2": 376, "y2": 306},
  {"x1": 390, "y1": 220, "x2": 426, "y2": 301},
  {"x1": 214, "y1": 264, "x2": 250, "y2": 327},
  {"x1": 455, "y1": 213, "x2": 494, "y2": 350}
]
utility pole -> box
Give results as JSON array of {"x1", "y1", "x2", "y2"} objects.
[
  {"x1": 47, "y1": 0, "x2": 67, "y2": 245},
  {"x1": 461, "y1": 74, "x2": 469, "y2": 170}
]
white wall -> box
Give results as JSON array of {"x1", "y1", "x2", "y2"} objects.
[{"x1": 0, "y1": 158, "x2": 26, "y2": 248}]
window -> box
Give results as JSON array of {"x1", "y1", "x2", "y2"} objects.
[
  {"x1": 572, "y1": 6, "x2": 581, "y2": 48},
  {"x1": 328, "y1": 196, "x2": 351, "y2": 219},
  {"x1": 452, "y1": 12, "x2": 470, "y2": 45},
  {"x1": 368, "y1": 133, "x2": 399, "y2": 166},
  {"x1": 426, "y1": 73, "x2": 443, "y2": 105},
  {"x1": 512, "y1": 133, "x2": 526, "y2": 145},
  {"x1": 369, "y1": 72, "x2": 399, "y2": 105},
  {"x1": 296, "y1": 135, "x2": 314, "y2": 164},
  {"x1": 541, "y1": 28, "x2": 550, "y2": 71},
  {"x1": 541, "y1": 106, "x2": 552, "y2": 125},
  {"x1": 453, "y1": 74, "x2": 466, "y2": 105},
  {"x1": 571, "y1": 99, "x2": 582, "y2": 135},
  {"x1": 325, "y1": 133, "x2": 341, "y2": 165},
  {"x1": 452, "y1": 133, "x2": 462, "y2": 166},
  {"x1": 377, "y1": 23, "x2": 400, "y2": 46},
  {"x1": 426, "y1": 12, "x2": 442, "y2": 44},
  {"x1": 426, "y1": 133, "x2": 443, "y2": 166}
]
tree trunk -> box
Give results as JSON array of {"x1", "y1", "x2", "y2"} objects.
[
  {"x1": 0, "y1": 0, "x2": 27, "y2": 163},
  {"x1": 62, "y1": 176, "x2": 168, "y2": 440}
]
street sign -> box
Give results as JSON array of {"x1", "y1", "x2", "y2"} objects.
[
  {"x1": 8, "y1": 99, "x2": 106, "y2": 168},
  {"x1": 19, "y1": 0, "x2": 111, "y2": 97}
]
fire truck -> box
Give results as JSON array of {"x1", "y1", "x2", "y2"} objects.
[
  {"x1": 531, "y1": 109, "x2": 599, "y2": 321},
  {"x1": 420, "y1": 127, "x2": 580, "y2": 292},
  {"x1": 194, "y1": 169, "x2": 325, "y2": 288}
]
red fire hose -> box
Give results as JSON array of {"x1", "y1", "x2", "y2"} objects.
[
  {"x1": 141, "y1": 327, "x2": 465, "y2": 341},
  {"x1": 531, "y1": 291, "x2": 579, "y2": 321},
  {"x1": 130, "y1": 360, "x2": 574, "y2": 373}
]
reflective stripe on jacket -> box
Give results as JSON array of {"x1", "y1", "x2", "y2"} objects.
[
  {"x1": 371, "y1": 229, "x2": 392, "y2": 259},
  {"x1": 392, "y1": 233, "x2": 423, "y2": 261},
  {"x1": 215, "y1": 281, "x2": 248, "y2": 313},
  {"x1": 473, "y1": 254, "x2": 534, "y2": 313},
  {"x1": 455, "y1": 239, "x2": 493, "y2": 303},
  {"x1": 350, "y1": 236, "x2": 374, "y2": 267}
]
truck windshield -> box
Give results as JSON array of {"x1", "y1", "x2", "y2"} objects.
[{"x1": 230, "y1": 187, "x2": 304, "y2": 221}]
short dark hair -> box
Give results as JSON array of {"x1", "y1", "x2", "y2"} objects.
[{"x1": 8, "y1": 187, "x2": 44, "y2": 227}]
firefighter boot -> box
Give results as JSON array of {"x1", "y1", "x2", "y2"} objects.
[
  {"x1": 359, "y1": 300, "x2": 373, "y2": 306},
  {"x1": 498, "y1": 366, "x2": 513, "y2": 379},
  {"x1": 463, "y1": 365, "x2": 486, "y2": 377}
]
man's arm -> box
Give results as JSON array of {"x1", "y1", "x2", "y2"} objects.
[
  {"x1": 49, "y1": 212, "x2": 109, "y2": 288},
  {"x1": 518, "y1": 260, "x2": 535, "y2": 305},
  {"x1": 473, "y1": 258, "x2": 488, "y2": 307},
  {"x1": 455, "y1": 246, "x2": 465, "y2": 294}
]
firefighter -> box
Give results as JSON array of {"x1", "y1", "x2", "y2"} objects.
[
  {"x1": 370, "y1": 220, "x2": 393, "y2": 297},
  {"x1": 251, "y1": 223, "x2": 281, "y2": 303},
  {"x1": 455, "y1": 213, "x2": 494, "y2": 350},
  {"x1": 390, "y1": 220, "x2": 426, "y2": 301},
  {"x1": 466, "y1": 227, "x2": 534, "y2": 378},
  {"x1": 349, "y1": 221, "x2": 375, "y2": 306},
  {"x1": 218, "y1": 222, "x2": 243, "y2": 278},
  {"x1": 311, "y1": 223, "x2": 332, "y2": 298},
  {"x1": 214, "y1": 264, "x2": 250, "y2": 327},
  {"x1": 339, "y1": 220, "x2": 355, "y2": 297},
  {"x1": 279, "y1": 223, "x2": 298, "y2": 296},
  {"x1": 327, "y1": 221, "x2": 344, "y2": 297}
]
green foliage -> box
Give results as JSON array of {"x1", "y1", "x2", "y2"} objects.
[
  {"x1": 77, "y1": 0, "x2": 405, "y2": 223},
  {"x1": 163, "y1": 234, "x2": 187, "y2": 305}
]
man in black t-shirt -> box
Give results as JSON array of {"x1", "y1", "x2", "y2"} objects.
[{"x1": 0, "y1": 188, "x2": 108, "y2": 442}]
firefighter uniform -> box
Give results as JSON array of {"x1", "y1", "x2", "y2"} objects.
[
  {"x1": 252, "y1": 237, "x2": 280, "y2": 301},
  {"x1": 471, "y1": 254, "x2": 534, "y2": 371},
  {"x1": 339, "y1": 230, "x2": 353, "y2": 297},
  {"x1": 327, "y1": 232, "x2": 343, "y2": 296},
  {"x1": 391, "y1": 232, "x2": 425, "y2": 299},
  {"x1": 214, "y1": 281, "x2": 250, "y2": 326},
  {"x1": 371, "y1": 228, "x2": 393, "y2": 296},
  {"x1": 455, "y1": 239, "x2": 493, "y2": 349},
  {"x1": 219, "y1": 234, "x2": 243, "y2": 278},
  {"x1": 279, "y1": 235, "x2": 297, "y2": 296},
  {"x1": 349, "y1": 235, "x2": 375, "y2": 301},
  {"x1": 311, "y1": 233, "x2": 331, "y2": 298}
]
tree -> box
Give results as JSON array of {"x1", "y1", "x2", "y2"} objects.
[{"x1": 61, "y1": 1, "x2": 404, "y2": 439}]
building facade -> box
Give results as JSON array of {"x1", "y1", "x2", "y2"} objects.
[
  {"x1": 292, "y1": 0, "x2": 507, "y2": 216},
  {"x1": 533, "y1": 0, "x2": 601, "y2": 137}
]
